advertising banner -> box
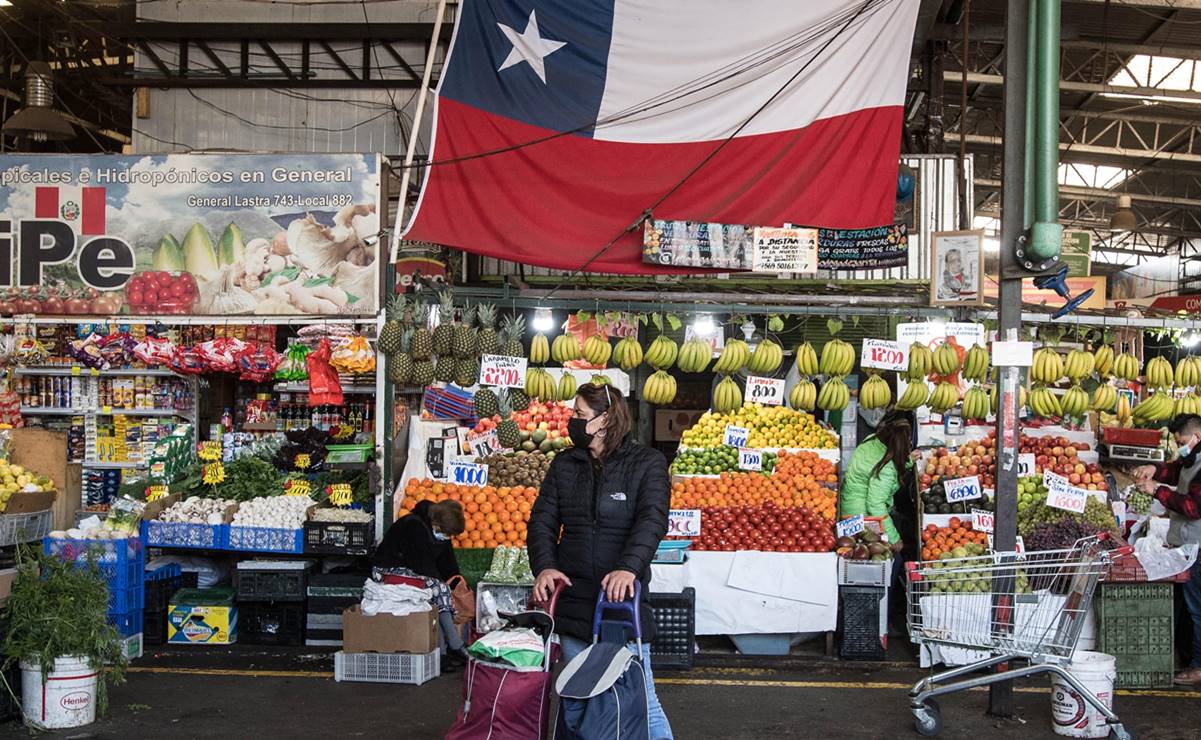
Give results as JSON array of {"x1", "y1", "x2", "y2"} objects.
[
  {"x1": 0, "y1": 153, "x2": 381, "y2": 317},
  {"x1": 817, "y1": 224, "x2": 909, "y2": 271}
]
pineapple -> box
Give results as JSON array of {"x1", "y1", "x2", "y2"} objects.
[
  {"x1": 500, "y1": 313, "x2": 526, "y2": 358},
  {"x1": 476, "y1": 303, "x2": 500, "y2": 355},
  {"x1": 455, "y1": 356, "x2": 479, "y2": 387},
  {"x1": 454, "y1": 304, "x2": 476, "y2": 359},
  {"x1": 433, "y1": 290, "x2": 456, "y2": 356},
  {"x1": 474, "y1": 387, "x2": 499, "y2": 419},
  {"x1": 388, "y1": 328, "x2": 415, "y2": 385},
  {"x1": 435, "y1": 353, "x2": 456, "y2": 383},
  {"x1": 377, "y1": 293, "x2": 406, "y2": 356},
  {"x1": 496, "y1": 389, "x2": 521, "y2": 449},
  {"x1": 509, "y1": 387, "x2": 530, "y2": 411},
  {"x1": 410, "y1": 304, "x2": 433, "y2": 360},
  {"x1": 412, "y1": 357, "x2": 435, "y2": 387}
]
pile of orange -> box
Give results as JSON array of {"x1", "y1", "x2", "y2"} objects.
[
  {"x1": 671, "y1": 470, "x2": 836, "y2": 519},
  {"x1": 774, "y1": 451, "x2": 840, "y2": 485},
  {"x1": 399, "y1": 478, "x2": 537, "y2": 548},
  {"x1": 920, "y1": 518, "x2": 989, "y2": 560}
]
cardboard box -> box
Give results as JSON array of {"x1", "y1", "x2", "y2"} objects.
[
  {"x1": 3, "y1": 490, "x2": 56, "y2": 514},
  {"x1": 341, "y1": 605, "x2": 437, "y2": 654},
  {"x1": 9, "y1": 428, "x2": 81, "y2": 531},
  {"x1": 167, "y1": 588, "x2": 238, "y2": 645}
]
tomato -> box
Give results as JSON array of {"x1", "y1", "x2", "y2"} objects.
[
  {"x1": 42, "y1": 296, "x2": 64, "y2": 314},
  {"x1": 126, "y1": 289, "x2": 143, "y2": 307}
]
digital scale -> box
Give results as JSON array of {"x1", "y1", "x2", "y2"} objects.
[{"x1": 1106, "y1": 443, "x2": 1164, "y2": 463}]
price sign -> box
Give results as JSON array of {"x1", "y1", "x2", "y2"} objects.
[
  {"x1": 945, "y1": 475, "x2": 983, "y2": 503},
  {"x1": 836, "y1": 514, "x2": 864, "y2": 538},
  {"x1": 745, "y1": 376, "x2": 785, "y2": 406},
  {"x1": 1044, "y1": 470, "x2": 1088, "y2": 514},
  {"x1": 478, "y1": 354, "x2": 528, "y2": 389},
  {"x1": 294, "y1": 452, "x2": 312, "y2": 470},
  {"x1": 737, "y1": 448, "x2": 763, "y2": 471},
  {"x1": 198, "y1": 440, "x2": 222, "y2": 462},
  {"x1": 285, "y1": 478, "x2": 312, "y2": 498},
  {"x1": 328, "y1": 483, "x2": 354, "y2": 507},
  {"x1": 989, "y1": 535, "x2": 1025, "y2": 556},
  {"x1": 466, "y1": 429, "x2": 503, "y2": 458},
  {"x1": 146, "y1": 484, "x2": 169, "y2": 502},
  {"x1": 723, "y1": 424, "x2": 749, "y2": 448},
  {"x1": 860, "y1": 338, "x2": 907, "y2": 371},
  {"x1": 70, "y1": 366, "x2": 81, "y2": 376},
  {"x1": 1017, "y1": 453, "x2": 1036, "y2": 476},
  {"x1": 971, "y1": 508, "x2": 994, "y2": 533},
  {"x1": 202, "y1": 462, "x2": 225, "y2": 485},
  {"x1": 668, "y1": 509, "x2": 702, "y2": 537},
  {"x1": 449, "y1": 459, "x2": 489, "y2": 487}
]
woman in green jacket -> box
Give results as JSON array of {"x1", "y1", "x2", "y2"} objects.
[{"x1": 839, "y1": 412, "x2": 918, "y2": 548}]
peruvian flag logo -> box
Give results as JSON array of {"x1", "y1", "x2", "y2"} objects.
[{"x1": 34, "y1": 186, "x2": 106, "y2": 236}]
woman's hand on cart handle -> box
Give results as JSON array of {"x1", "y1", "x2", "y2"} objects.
[
  {"x1": 534, "y1": 569, "x2": 572, "y2": 602},
  {"x1": 601, "y1": 570, "x2": 637, "y2": 603}
]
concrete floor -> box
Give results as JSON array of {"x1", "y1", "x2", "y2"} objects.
[{"x1": 7, "y1": 646, "x2": 1201, "y2": 740}]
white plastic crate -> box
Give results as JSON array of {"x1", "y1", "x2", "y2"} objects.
[
  {"x1": 334, "y1": 650, "x2": 440, "y2": 685},
  {"x1": 0, "y1": 510, "x2": 52, "y2": 546},
  {"x1": 837, "y1": 557, "x2": 892, "y2": 587},
  {"x1": 109, "y1": 633, "x2": 142, "y2": 663}
]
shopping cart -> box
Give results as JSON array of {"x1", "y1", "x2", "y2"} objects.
[{"x1": 905, "y1": 535, "x2": 1133, "y2": 740}]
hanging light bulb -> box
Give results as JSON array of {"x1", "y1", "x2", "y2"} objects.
[
  {"x1": 2, "y1": 61, "x2": 76, "y2": 143},
  {"x1": 1109, "y1": 195, "x2": 1138, "y2": 233},
  {"x1": 532, "y1": 307, "x2": 554, "y2": 333},
  {"x1": 691, "y1": 313, "x2": 715, "y2": 337}
]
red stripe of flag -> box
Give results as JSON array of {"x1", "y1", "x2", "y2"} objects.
[
  {"x1": 81, "y1": 187, "x2": 105, "y2": 235},
  {"x1": 34, "y1": 187, "x2": 58, "y2": 219}
]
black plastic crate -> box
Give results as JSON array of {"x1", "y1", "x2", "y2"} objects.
[
  {"x1": 235, "y1": 566, "x2": 309, "y2": 602},
  {"x1": 839, "y1": 586, "x2": 886, "y2": 661},
  {"x1": 238, "y1": 601, "x2": 306, "y2": 646},
  {"x1": 143, "y1": 609, "x2": 168, "y2": 646},
  {"x1": 648, "y1": 588, "x2": 695, "y2": 670},
  {"x1": 303, "y1": 520, "x2": 373, "y2": 556}
]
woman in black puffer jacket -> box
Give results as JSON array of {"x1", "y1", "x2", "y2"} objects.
[{"x1": 528, "y1": 383, "x2": 673, "y2": 740}]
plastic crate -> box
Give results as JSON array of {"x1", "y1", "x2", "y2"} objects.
[
  {"x1": 119, "y1": 632, "x2": 143, "y2": 661},
  {"x1": 839, "y1": 586, "x2": 886, "y2": 661},
  {"x1": 109, "y1": 608, "x2": 144, "y2": 638},
  {"x1": 837, "y1": 557, "x2": 892, "y2": 587},
  {"x1": 144, "y1": 609, "x2": 168, "y2": 646},
  {"x1": 108, "y1": 581, "x2": 145, "y2": 614},
  {"x1": 145, "y1": 564, "x2": 184, "y2": 611},
  {"x1": 142, "y1": 519, "x2": 227, "y2": 550},
  {"x1": 235, "y1": 563, "x2": 309, "y2": 602},
  {"x1": 1102, "y1": 427, "x2": 1161, "y2": 447},
  {"x1": 44, "y1": 536, "x2": 144, "y2": 588},
  {"x1": 334, "y1": 650, "x2": 440, "y2": 685},
  {"x1": 227, "y1": 525, "x2": 304, "y2": 554},
  {"x1": 1106, "y1": 551, "x2": 1190, "y2": 583},
  {"x1": 237, "y1": 601, "x2": 306, "y2": 646},
  {"x1": 0, "y1": 509, "x2": 52, "y2": 546},
  {"x1": 456, "y1": 548, "x2": 495, "y2": 589},
  {"x1": 647, "y1": 589, "x2": 695, "y2": 670},
  {"x1": 1097, "y1": 582, "x2": 1174, "y2": 688},
  {"x1": 303, "y1": 520, "x2": 373, "y2": 556}
]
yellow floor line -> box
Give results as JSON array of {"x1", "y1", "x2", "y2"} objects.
[{"x1": 129, "y1": 666, "x2": 333, "y2": 679}]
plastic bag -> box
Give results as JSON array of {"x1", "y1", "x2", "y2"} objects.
[
  {"x1": 275, "y1": 343, "x2": 310, "y2": 381},
  {"x1": 483, "y1": 546, "x2": 534, "y2": 585},
  {"x1": 331, "y1": 335, "x2": 376, "y2": 374},
  {"x1": 467, "y1": 627, "x2": 546, "y2": 668},
  {"x1": 196, "y1": 337, "x2": 247, "y2": 373},
  {"x1": 237, "y1": 342, "x2": 284, "y2": 383},
  {"x1": 0, "y1": 391, "x2": 22, "y2": 428},
  {"x1": 306, "y1": 339, "x2": 344, "y2": 406},
  {"x1": 168, "y1": 345, "x2": 206, "y2": 375},
  {"x1": 103, "y1": 496, "x2": 146, "y2": 535},
  {"x1": 133, "y1": 336, "x2": 176, "y2": 367}
]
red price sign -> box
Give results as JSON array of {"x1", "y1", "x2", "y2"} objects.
[
  {"x1": 971, "y1": 508, "x2": 994, "y2": 533},
  {"x1": 860, "y1": 339, "x2": 907, "y2": 371},
  {"x1": 478, "y1": 354, "x2": 528, "y2": 389}
]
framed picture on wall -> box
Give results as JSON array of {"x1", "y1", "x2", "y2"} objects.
[{"x1": 930, "y1": 230, "x2": 985, "y2": 307}]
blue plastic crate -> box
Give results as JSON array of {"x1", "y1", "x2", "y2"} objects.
[
  {"x1": 109, "y1": 608, "x2": 144, "y2": 638},
  {"x1": 109, "y1": 581, "x2": 145, "y2": 613},
  {"x1": 44, "y1": 536, "x2": 144, "y2": 587},
  {"x1": 146, "y1": 563, "x2": 182, "y2": 582},
  {"x1": 227, "y1": 526, "x2": 304, "y2": 554},
  {"x1": 141, "y1": 519, "x2": 228, "y2": 549}
]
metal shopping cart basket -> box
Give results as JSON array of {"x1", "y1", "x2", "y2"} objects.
[{"x1": 905, "y1": 535, "x2": 1133, "y2": 739}]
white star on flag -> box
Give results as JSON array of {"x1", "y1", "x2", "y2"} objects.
[{"x1": 496, "y1": 9, "x2": 566, "y2": 84}]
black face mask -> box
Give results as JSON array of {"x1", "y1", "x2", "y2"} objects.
[{"x1": 568, "y1": 417, "x2": 596, "y2": 448}]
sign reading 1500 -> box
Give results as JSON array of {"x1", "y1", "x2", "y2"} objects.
[{"x1": 0, "y1": 219, "x2": 134, "y2": 290}]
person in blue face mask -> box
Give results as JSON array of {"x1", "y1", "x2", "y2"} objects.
[{"x1": 373, "y1": 499, "x2": 469, "y2": 668}]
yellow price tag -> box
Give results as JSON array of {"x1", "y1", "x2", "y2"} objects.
[
  {"x1": 101, "y1": 406, "x2": 112, "y2": 414},
  {"x1": 146, "y1": 484, "x2": 169, "y2": 502},
  {"x1": 90, "y1": 368, "x2": 100, "y2": 376},
  {"x1": 71, "y1": 366, "x2": 81, "y2": 376},
  {"x1": 294, "y1": 453, "x2": 311, "y2": 470},
  {"x1": 285, "y1": 479, "x2": 312, "y2": 497},
  {"x1": 202, "y1": 462, "x2": 225, "y2": 485},
  {"x1": 328, "y1": 483, "x2": 353, "y2": 507},
  {"x1": 198, "y1": 441, "x2": 223, "y2": 462}
]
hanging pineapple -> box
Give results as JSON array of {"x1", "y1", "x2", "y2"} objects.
[
  {"x1": 454, "y1": 303, "x2": 476, "y2": 360},
  {"x1": 388, "y1": 328, "x2": 415, "y2": 386},
  {"x1": 501, "y1": 313, "x2": 526, "y2": 358},
  {"x1": 432, "y1": 290, "x2": 456, "y2": 356},
  {"x1": 474, "y1": 387, "x2": 499, "y2": 419},
  {"x1": 410, "y1": 304, "x2": 433, "y2": 361},
  {"x1": 377, "y1": 293, "x2": 406, "y2": 357},
  {"x1": 476, "y1": 303, "x2": 501, "y2": 356}
]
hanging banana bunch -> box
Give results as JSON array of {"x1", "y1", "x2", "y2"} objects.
[
  {"x1": 794, "y1": 342, "x2": 819, "y2": 377},
  {"x1": 961, "y1": 386, "x2": 990, "y2": 421},
  {"x1": 557, "y1": 371, "x2": 577, "y2": 402},
  {"x1": 895, "y1": 381, "x2": 929, "y2": 411},
  {"x1": 1031, "y1": 348, "x2": 1065, "y2": 384},
  {"x1": 859, "y1": 374, "x2": 891, "y2": 410},
  {"x1": 906, "y1": 342, "x2": 933, "y2": 381},
  {"x1": 581, "y1": 335, "x2": 612, "y2": 367},
  {"x1": 819, "y1": 339, "x2": 855, "y2": 378},
  {"x1": 644, "y1": 335, "x2": 679, "y2": 370},
  {"x1": 961, "y1": 344, "x2": 990, "y2": 382},
  {"x1": 525, "y1": 367, "x2": 556, "y2": 401},
  {"x1": 613, "y1": 336, "x2": 644, "y2": 371},
  {"x1": 932, "y1": 342, "x2": 961, "y2": 377},
  {"x1": 816, "y1": 377, "x2": 850, "y2": 411},
  {"x1": 712, "y1": 374, "x2": 742, "y2": 412},
  {"x1": 551, "y1": 333, "x2": 581, "y2": 363},
  {"x1": 1090, "y1": 384, "x2": 1117, "y2": 413},
  {"x1": 676, "y1": 338, "x2": 712, "y2": 374},
  {"x1": 1093, "y1": 345, "x2": 1114, "y2": 378},
  {"x1": 1113, "y1": 352, "x2": 1140, "y2": 382},
  {"x1": 1029, "y1": 385, "x2": 1063, "y2": 418},
  {"x1": 529, "y1": 333, "x2": 550, "y2": 365},
  {"x1": 789, "y1": 379, "x2": 817, "y2": 411},
  {"x1": 1145, "y1": 356, "x2": 1173, "y2": 390},
  {"x1": 1132, "y1": 391, "x2": 1174, "y2": 423},
  {"x1": 712, "y1": 339, "x2": 749, "y2": 374},
  {"x1": 1176, "y1": 356, "x2": 1201, "y2": 388},
  {"x1": 1115, "y1": 394, "x2": 1133, "y2": 426},
  {"x1": 1063, "y1": 349, "x2": 1095, "y2": 383},
  {"x1": 928, "y1": 381, "x2": 961, "y2": 413},
  {"x1": 1060, "y1": 384, "x2": 1089, "y2": 417},
  {"x1": 643, "y1": 370, "x2": 677, "y2": 405},
  {"x1": 746, "y1": 337, "x2": 783, "y2": 375}
]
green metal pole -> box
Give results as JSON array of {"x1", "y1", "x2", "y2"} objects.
[{"x1": 1028, "y1": 0, "x2": 1063, "y2": 261}]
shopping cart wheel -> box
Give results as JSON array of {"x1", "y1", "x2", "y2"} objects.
[
  {"x1": 912, "y1": 699, "x2": 941, "y2": 737},
  {"x1": 1108, "y1": 724, "x2": 1134, "y2": 740}
]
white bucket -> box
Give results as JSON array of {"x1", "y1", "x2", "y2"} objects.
[
  {"x1": 1050, "y1": 651, "x2": 1117, "y2": 738},
  {"x1": 20, "y1": 656, "x2": 99, "y2": 730}
]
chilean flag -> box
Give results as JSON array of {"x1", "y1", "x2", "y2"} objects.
[
  {"x1": 402, "y1": 0, "x2": 919, "y2": 274},
  {"x1": 35, "y1": 186, "x2": 107, "y2": 235}
]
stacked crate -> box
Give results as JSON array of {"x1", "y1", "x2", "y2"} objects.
[
  {"x1": 305, "y1": 574, "x2": 365, "y2": 646},
  {"x1": 234, "y1": 560, "x2": 310, "y2": 646},
  {"x1": 44, "y1": 536, "x2": 145, "y2": 657}
]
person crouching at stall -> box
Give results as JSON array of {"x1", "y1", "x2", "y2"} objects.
[{"x1": 373, "y1": 499, "x2": 470, "y2": 668}]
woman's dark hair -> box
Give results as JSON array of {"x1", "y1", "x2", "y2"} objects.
[
  {"x1": 870, "y1": 412, "x2": 913, "y2": 478},
  {"x1": 575, "y1": 383, "x2": 632, "y2": 459},
  {"x1": 429, "y1": 500, "x2": 466, "y2": 536}
]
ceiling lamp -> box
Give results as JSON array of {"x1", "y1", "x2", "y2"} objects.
[
  {"x1": 2, "y1": 61, "x2": 75, "y2": 143},
  {"x1": 1109, "y1": 195, "x2": 1138, "y2": 233}
]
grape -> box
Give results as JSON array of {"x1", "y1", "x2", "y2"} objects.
[{"x1": 1126, "y1": 490, "x2": 1153, "y2": 515}]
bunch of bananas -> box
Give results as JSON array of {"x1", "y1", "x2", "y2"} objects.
[
  {"x1": 1145, "y1": 356, "x2": 1173, "y2": 390},
  {"x1": 582, "y1": 335, "x2": 612, "y2": 366},
  {"x1": 1029, "y1": 385, "x2": 1063, "y2": 418},
  {"x1": 551, "y1": 333, "x2": 581, "y2": 363},
  {"x1": 713, "y1": 339, "x2": 749, "y2": 374},
  {"x1": 613, "y1": 337, "x2": 643, "y2": 371},
  {"x1": 557, "y1": 372, "x2": 577, "y2": 402},
  {"x1": 1175, "y1": 394, "x2": 1201, "y2": 416},
  {"x1": 1132, "y1": 391, "x2": 1174, "y2": 423},
  {"x1": 859, "y1": 375, "x2": 891, "y2": 409},
  {"x1": 676, "y1": 338, "x2": 712, "y2": 373},
  {"x1": 747, "y1": 338, "x2": 783, "y2": 375},
  {"x1": 1063, "y1": 349, "x2": 1095, "y2": 383},
  {"x1": 962, "y1": 344, "x2": 990, "y2": 382},
  {"x1": 929, "y1": 381, "x2": 961, "y2": 413},
  {"x1": 592, "y1": 374, "x2": 612, "y2": 386},
  {"x1": 794, "y1": 342, "x2": 819, "y2": 377},
  {"x1": 1060, "y1": 384, "x2": 1089, "y2": 417},
  {"x1": 817, "y1": 377, "x2": 850, "y2": 411},
  {"x1": 933, "y1": 342, "x2": 961, "y2": 377},
  {"x1": 962, "y1": 386, "x2": 990, "y2": 421},
  {"x1": 529, "y1": 333, "x2": 550, "y2": 365},
  {"x1": 1113, "y1": 352, "x2": 1140, "y2": 382},
  {"x1": 643, "y1": 370, "x2": 677, "y2": 405},
  {"x1": 1091, "y1": 384, "x2": 1117, "y2": 413},
  {"x1": 819, "y1": 339, "x2": 855, "y2": 377},
  {"x1": 895, "y1": 381, "x2": 929, "y2": 411},
  {"x1": 789, "y1": 379, "x2": 817, "y2": 411},
  {"x1": 906, "y1": 342, "x2": 933, "y2": 381},
  {"x1": 1115, "y1": 395, "x2": 1133, "y2": 426},
  {"x1": 1177, "y1": 356, "x2": 1201, "y2": 388},
  {"x1": 645, "y1": 335, "x2": 679, "y2": 370},
  {"x1": 712, "y1": 375, "x2": 742, "y2": 412},
  {"x1": 1093, "y1": 345, "x2": 1114, "y2": 378},
  {"x1": 1031, "y1": 348, "x2": 1065, "y2": 384},
  {"x1": 525, "y1": 367, "x2": 556, "y2": 401},
  {"x1": 990, "y1": 384, "x2": 1028, "y2": 413}
]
